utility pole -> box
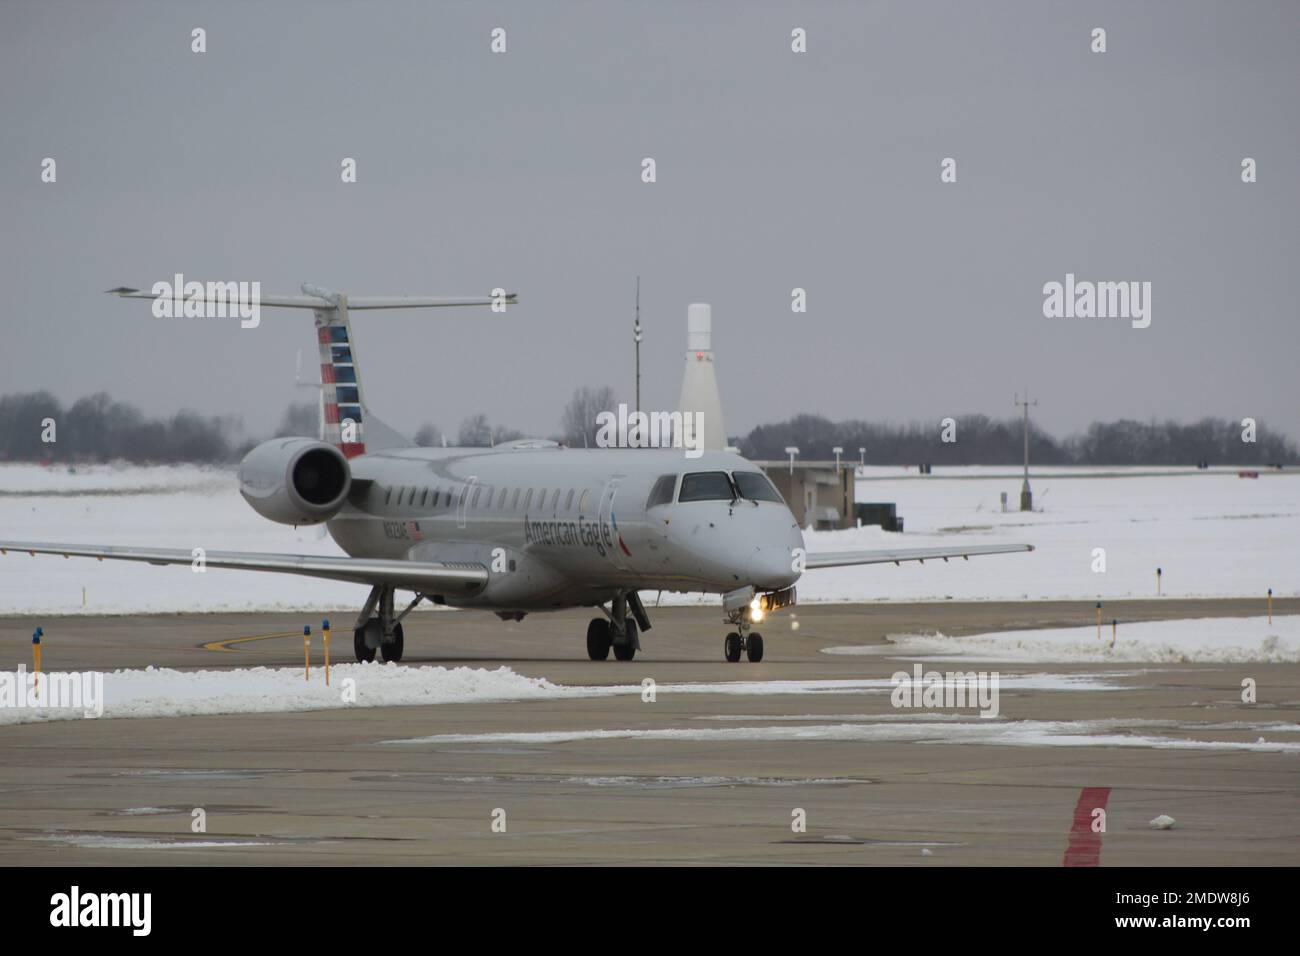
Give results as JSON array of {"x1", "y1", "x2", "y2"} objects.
[
  {"x1": 633, "y1": 276, "x2": 642, "y2": 414},
  {"x1": 1015, "y1": 387, "x2": 1038, "y2": 512}
]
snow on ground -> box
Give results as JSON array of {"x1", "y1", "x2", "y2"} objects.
[
  {"x1": 382, "y1": 717, "x2": 1300, "y2": 753},
  {"x1": 823, "y1": 615, "x2": 1300, "y2": 663},
  {"x1": 1, "y1": 462, "x2": 1296, "y2": 613},
  {"x1": 805, "y1": 466, "x2": 1299, "y2": 602},
  {"x1": 0, "y1": 666, "x2": 1114, "y2": 725}
]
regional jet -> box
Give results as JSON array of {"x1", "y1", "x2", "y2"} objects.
[{"x1": 2, "y1": 286, "x2": 1033, "y2": 663}]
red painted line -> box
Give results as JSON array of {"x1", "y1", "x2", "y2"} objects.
[{"x1": 1063, "y1": 786, "x2": 1111, "y2": 867}]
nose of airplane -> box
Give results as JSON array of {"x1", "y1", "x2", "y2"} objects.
[{"x1": 745, "y1": 546, "x2": 799, "y2": 591}]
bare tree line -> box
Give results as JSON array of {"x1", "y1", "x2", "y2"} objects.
[
  {"x1": 1, "y1": 390, "x2": 1294, "y2": 466},
  {"x1": 738, "y1": 413, "x2": 1298, "y2": 466}
]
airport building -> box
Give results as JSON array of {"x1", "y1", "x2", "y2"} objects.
[{"x1": 757, "y1": 460, "x2": 857, "y2": 530}]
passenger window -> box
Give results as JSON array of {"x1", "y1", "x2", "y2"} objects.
[
  {"x1": 384, "y1": 487, "x2": 392, "y2": 505},
  {"x1": 419, "y1": 488, "x2": 428, "y2": 507},
  {"x1": 550, "y1": 489, "x2": 560, "y2": 510},
  {"x1": 523, "y1": 489, "x2": 533, "y2": 510},
  {"x1": 511, "y1": 488, "x2": 520, "y2": 509},
  {"x1": 497, "y1": 487, "x2": 507, "y2": 509},
  {"x1": 578, "y1": 489, "x2": 590, "y2": 513},
  {"x1": 645, "y1": 474, "x2": 677, "y2": 508},
  {"x1": 564, "y1": 489, "x2": 574, "y2": 511},
  {"x1": 678, "y1": 472, "x2": 735, "y2": 502},
  {"x1": 471, "y1": 487, "x2": 482, "y2": 508}
]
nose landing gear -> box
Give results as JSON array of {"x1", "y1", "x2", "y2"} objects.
[
  {"x1": 723, "y1": 629, "x2": 764, "y2": 663},
  {"x1": 722, "y1": 601, "x2": 765, "y2": 663}
]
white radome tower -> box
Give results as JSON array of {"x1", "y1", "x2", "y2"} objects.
[{"x1": 677, "y1": 303, "x2": 727, "y2": 451}]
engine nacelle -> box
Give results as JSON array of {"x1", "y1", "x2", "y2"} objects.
[{"x1": 239, "y1": 438, "x2": 351, "y2": 525}]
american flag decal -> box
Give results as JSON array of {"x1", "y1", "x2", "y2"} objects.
[{"x1": 315, "y1": 315, "x2": 367, "y2": 458}]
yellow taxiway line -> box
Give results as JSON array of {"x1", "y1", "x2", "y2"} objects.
[{"x1": 200, "y1": 631, "x2": 304, "y2": 653}]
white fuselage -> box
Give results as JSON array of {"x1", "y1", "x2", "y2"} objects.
[{"x1": 325, "y1": 445, "x2": 804, "y2": 611}]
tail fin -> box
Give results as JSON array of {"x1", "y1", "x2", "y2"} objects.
[{"x1": 109, "y1": 283, "x2": 516, "y2": 459}]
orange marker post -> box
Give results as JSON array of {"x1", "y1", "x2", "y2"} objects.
[
  {"x1": 31, "y1": 627, "x2": 43, "y2": 701},
  {"x1": 322, "y1": 618, "x2": 331, "y2": 687},
  {"x1": 303, "y1": 625, "x2": 311, "y2": 682},
  {"x1": 1267, "y1": 589, "x2": 1273, "y2": 625}
]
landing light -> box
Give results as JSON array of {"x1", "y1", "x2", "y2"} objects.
[{"x1": 749, "y1": 597, "x2": 765, "y2": 623}]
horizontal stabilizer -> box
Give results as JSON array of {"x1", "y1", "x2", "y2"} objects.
[{"x1": 107, "y1": 287, "x2": 516, "y2": 311}]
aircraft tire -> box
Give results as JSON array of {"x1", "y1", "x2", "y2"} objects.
[
  {"x1": 587, "y1": 618, "x2": 612, "y2": 660},
  {"x1": 354, "y1": 623, "x2": 378, "y2": 663},
  {"x1": 724, "y1": 632, "x2": 743, "y2": 662},
  {"x1": 380, "y1": 622, "x2": 404, "y2": 663},
  {"x1": 746, "y1": 632, "x2": 764, "y2": 663},
  {"x1": 613, "y1": 619, "x2": 637, "y2": 661}
]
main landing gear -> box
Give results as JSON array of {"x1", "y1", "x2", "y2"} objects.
[
  {"x1": 587, "y1": 591, "x2": 648, "y2": 661},
  {"x1": 353, "y1": 584, "x2": 423, "y2": 663}
]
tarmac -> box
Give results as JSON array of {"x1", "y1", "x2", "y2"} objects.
[{"x1": 0, "y1": 599, "x2": 1296, "y2": 865}]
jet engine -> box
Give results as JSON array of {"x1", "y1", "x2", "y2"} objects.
[{"x1": 238, "y1": 438, "x2": 351, "y2": 525}]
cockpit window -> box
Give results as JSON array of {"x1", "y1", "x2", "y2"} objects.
[
  {"x1": 645, "y1": 474, "x2": 677, "y2": 508},
  {"x1": 732, "y1": 471, "x2": 784, "y2": 503},
  {"x1": 678, "y1": 471, "x2": 736, "y2": 502}
]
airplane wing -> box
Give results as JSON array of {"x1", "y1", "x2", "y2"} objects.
[
  {"x1": 804, "y1": 543, "x2": 1034, "y2": 569},
  {"x1": 0, "y1": 540, "x2": 487, "y2": 593}
]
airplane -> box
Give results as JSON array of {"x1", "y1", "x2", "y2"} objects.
[{"x1": 1, "y1": 284, "x2": 1033, "y2": 664}]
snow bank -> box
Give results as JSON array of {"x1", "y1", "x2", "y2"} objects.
[
  {"x1": 0, "y1": 662, "x2": 614, "y2": 725},
  {"x1": 0, "y1": 668, "x2": 1111, "y2": 725},
  {"x1": 823, "y1": 615, "x2": 1300, "y2": 663}
]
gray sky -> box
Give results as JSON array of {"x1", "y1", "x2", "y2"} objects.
[{"x1": 3, "y1": 0, "x2": 1296, "y2": 444}]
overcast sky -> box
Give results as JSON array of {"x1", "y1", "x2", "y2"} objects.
[{"x1": 2, "y1": 0, "x2": 1296, "y2": 444}]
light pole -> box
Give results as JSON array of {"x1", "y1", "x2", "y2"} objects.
[
  {"x1": 1015, "y1": 387, "x2": 1038, "y2": 511},
  {"x1": 858, "y1": 446, "x2": 865, "y2": 467},
  {"x1": 832, "y1": 446, "x2": 843, "y2": 474},
  {"x1": 784, "y1": 446, "x2": 799, "y2": 475}
]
